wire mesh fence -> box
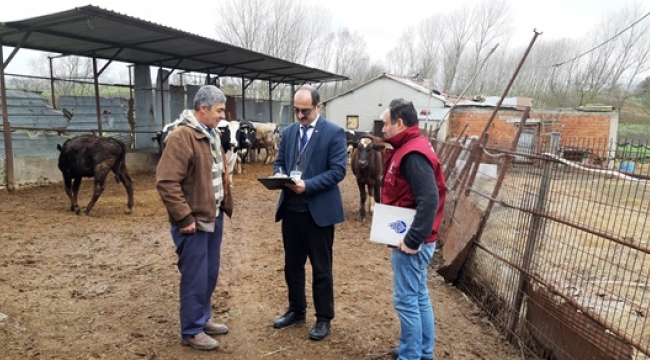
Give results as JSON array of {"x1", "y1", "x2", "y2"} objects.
[{"x1": 432, "y1": 131, "x2": 650, "y2": 359}]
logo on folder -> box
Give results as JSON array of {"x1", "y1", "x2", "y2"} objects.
[{"x1": 388, "y1": 220, "x2": 408, "y2": 234}]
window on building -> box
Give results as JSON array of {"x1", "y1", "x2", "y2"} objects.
[{"x1": 346, "y1": 115, "x2": 359, "y2": 129}]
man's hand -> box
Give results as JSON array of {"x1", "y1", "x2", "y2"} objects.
[
  {"x1": 397, "y1": 240, "x2": 419, "y2": 254},
  {"x1": 286, "y1": 178, "x2": 306, "y2": 194},
  {"x1": 180, "y1": 222, "x2": 196, "y2": 234}
]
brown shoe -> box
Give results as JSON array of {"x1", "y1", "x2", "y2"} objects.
[
  {"x1": 204, "y1": 321, "x2": 229, "y2": 335},
  {"x1": 181, "y1": 332, "x2": 219, "y2": 350}
]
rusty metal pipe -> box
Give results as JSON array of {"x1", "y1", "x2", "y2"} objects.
[
  {"x1": 1, "y1": 40, "x2": 15, "y2": 190},
  {"x1": 49, "y1": 57, "x2": 56, "y2": 109},
  {"x1": 480, "y1": 30, "x2": 541, "y2": 136},
  {"x1": 92, "y1": 54, "x2": 103, "y2": 137}
]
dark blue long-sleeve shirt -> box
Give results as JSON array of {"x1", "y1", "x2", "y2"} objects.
[{"x1": 400, "y1": 152, "x2": 440, "y2": 250}]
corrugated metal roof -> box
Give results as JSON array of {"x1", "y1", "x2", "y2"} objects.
[
  {"x1": 0, "y1": 5, "x2": 346, "y2": 84},
  {"x1": 449, "y1": 96, "x2": 532, "y2": 109},
  {"x1": 322, "y1": 73, "x2": 447, "y2": 104}
]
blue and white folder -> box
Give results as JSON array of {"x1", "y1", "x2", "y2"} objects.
[{"x1": 369, "y1": 203, "x2": 416, "y2": 246}]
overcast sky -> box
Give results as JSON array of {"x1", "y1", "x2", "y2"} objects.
[{"x1": 1, "y1": 0, "x2": 645, "y2": 75}]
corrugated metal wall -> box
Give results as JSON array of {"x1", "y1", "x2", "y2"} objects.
[
  {"x1": 59, "y1": 95, "x2": 131, "y2": 145},
  {"x1": 0, "y1": 89, "x2": 68, "y2": 129}
]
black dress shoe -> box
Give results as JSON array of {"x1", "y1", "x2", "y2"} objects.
[
  {"x1": 308, "y1": 321, "x2": 330, "y2": 340},
  {"x1": 273, "y1": 311, "x2": 305, "y2": 329}
]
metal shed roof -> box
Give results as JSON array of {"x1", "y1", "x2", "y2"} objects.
[{"x1": 0, "y1": 5, "x2": 347, "y2": 84}]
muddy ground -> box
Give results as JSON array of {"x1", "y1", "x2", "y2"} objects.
[{"x1": 0, "y1": 162, "x2": 523, "y2": 359}]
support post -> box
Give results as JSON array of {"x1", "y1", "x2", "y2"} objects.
[
  {"x1": 49, "y1": 56, "x2": 56, "y2": 109},
  {"x1": 1, "y1": 40, "x2": 15, "y2": 190},
  {"x1": 92, "y1": 53, "x2": 103, "y2": 137},
  {"x1": 241, "y1": 75, "x2": 246, "y2": 119},
  {"x1": 269, "y1": 81, "x2": 273, "y2": 123}
]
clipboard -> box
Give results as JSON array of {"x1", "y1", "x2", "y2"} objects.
[{"x1": 257, "y1": 176, "x2": 297, "y2": 190}]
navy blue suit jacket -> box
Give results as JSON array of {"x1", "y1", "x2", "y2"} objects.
[{"x1": 274, "y1": 115, "x2": 347, "y2": 227}]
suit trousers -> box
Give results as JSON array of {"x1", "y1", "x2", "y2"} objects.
[
  {"x1": 281, "y1": 210, "x2": 335, "y2": 321},
  {"x1": 171, "y1": 212, "x2": 224, "y2": 337}
]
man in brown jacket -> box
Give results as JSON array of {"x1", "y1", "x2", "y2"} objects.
[{"x1": 156, "y1": 85, "x2": 232, "y2": 351}]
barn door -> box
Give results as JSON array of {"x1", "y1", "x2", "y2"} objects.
[
  {"x1": 373, "y1": 120, "x2": 383, "y2": 137},
  {"x1": 514, "y1": 125, "x2": 537, "y2": 163}
]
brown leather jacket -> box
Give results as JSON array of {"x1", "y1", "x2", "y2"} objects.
[{"x1": 156, "y1": 126, "x2": 232, "y2": 229}]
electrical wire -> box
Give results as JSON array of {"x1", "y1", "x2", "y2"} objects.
[{"x1": 549, "y1": 10, "x2": 650, "y2": 68}]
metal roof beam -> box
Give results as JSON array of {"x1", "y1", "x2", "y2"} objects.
[
  {"x1": 161, "y1": 58, "x2": 184, "y2": 82},
  {"x1": 149, "y1": 49, "x2": 230, "y2": 64},
  {"x1": 193, "y1": 58, "x2": 266, "y2": 74},
  {"x1": 97, "y1": 47, "x2": 123, "y2": 76},
  {"x1": 1, "y1": 31, "x2": 31, "y2": 68},
  {"x1": 30, "y1": 27, "x2": 185, "y2": 61},
  {"x1": 88, "y1": 36, "x2": 179, "y2": 53}
]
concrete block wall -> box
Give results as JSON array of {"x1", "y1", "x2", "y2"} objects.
[{"x1": 0, "y1": 152, "x2": 159, "y2": 190}]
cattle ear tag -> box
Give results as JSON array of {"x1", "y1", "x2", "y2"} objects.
[{"x1": 290, "y1": 170, "x2": 302, "y2": 180}]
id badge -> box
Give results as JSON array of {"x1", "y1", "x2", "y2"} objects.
[{"x1": 290, "y1": 170, "x2": 302, "y2": 180}]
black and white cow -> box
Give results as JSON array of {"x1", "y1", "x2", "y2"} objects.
[
  {"x1": 217, "y1": 119, "x2": 237, "y2": 183},
  {"x1": 233, "y1": 119, "x2": 257, "y2": 165}
]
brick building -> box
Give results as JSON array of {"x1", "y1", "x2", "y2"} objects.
[{"x1": 447, "y1": 106, "x2": 618, "y2": 163}]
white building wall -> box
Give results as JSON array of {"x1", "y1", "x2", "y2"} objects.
[{"x1": 323, "y1": 77, "x2": 445, "y2": 136}]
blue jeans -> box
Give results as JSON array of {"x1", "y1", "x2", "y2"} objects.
[
  {"x1": 171, "y1": 213, "x2": 224, "y2": 337},
  {"x1": 391, "y1": 243, "x2": 436, "y2": 360}
]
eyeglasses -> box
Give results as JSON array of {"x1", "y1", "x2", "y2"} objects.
[{"x1": 293, "y1": 106, "x2": 315, "y2": 116}]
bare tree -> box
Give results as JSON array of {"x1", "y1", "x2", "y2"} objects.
[
  {"x1": 27, "y1": 54, "x2": 115, "y2": 106},
  {"x1": 316, "y1": 28, "x2": 383, "y2": 100},
  {"x1": 386, "y1": 26, "x2": 420, "y2": 76},
  {"x1": 440, "y1": 6, "x2": 474, "y2": 92},
  {"x1": 5, "y1": 75, "x2": 47, "y2": 93},
  {"x1": 417, "y1": 15, "x2": 445, "y2": 82},
  {"x1": 215, "y1": 0, "x2": 268, "y2": 51},
  {"x1": 386, "y1": 0, "x2": 509, "y2": 94},
  {"x1": 386, "y1": 41, "x2": 411, "y2": 77},
  {"x1": 511, "y1": 38, "x2": 583, "y2": 107},
  {"x1": 465, "y1": 0, "x2": 511, "y2": 94},
  {"x1": 527, "y1": 2, "x2": 650, "y2": 109},
  {"x1": 604, "y1": 3, "x2": 650, "y2": 110},
  {"x1": 215, "y1": 0, "x2": 333, "y2": 101}
]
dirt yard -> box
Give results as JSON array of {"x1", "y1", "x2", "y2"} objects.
[{"x1": 0, "y1": 162, "x2": 523, "y2": 359}]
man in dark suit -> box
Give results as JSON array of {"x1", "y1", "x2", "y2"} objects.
[{"x1": 272, "y1": 85, "x2": 347, "y2": 341}]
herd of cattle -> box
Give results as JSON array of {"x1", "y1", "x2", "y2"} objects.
[{"x1": 56, "y1": 121, "x2": 388, "y2": 221}]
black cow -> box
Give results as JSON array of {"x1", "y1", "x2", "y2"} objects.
[
  {"x1": 350, "y1": 135, "x2": 385, "y2": 222},
  {"x1": 218, "y1": 124, "x2": 232, "y2": 152},
  {"x1": 57, "y1": 135, "x2": 134, "y2": 215}
]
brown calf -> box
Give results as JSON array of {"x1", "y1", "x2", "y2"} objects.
[{"x1": 350, "y1": 136, "x2": 385, "y2": 222}]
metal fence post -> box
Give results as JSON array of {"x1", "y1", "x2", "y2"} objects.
[{"x1": 506, "y1": 155, "x2": 553, "y2": 338}]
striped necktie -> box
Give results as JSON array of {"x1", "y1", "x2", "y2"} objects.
[{"x1": 300, "y1": 126, "x2": 312, "y2": 152}]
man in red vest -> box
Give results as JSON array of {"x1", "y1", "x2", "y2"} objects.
[{"x1": 381, "y1": 99, "x2": 447, "y2": 360}]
